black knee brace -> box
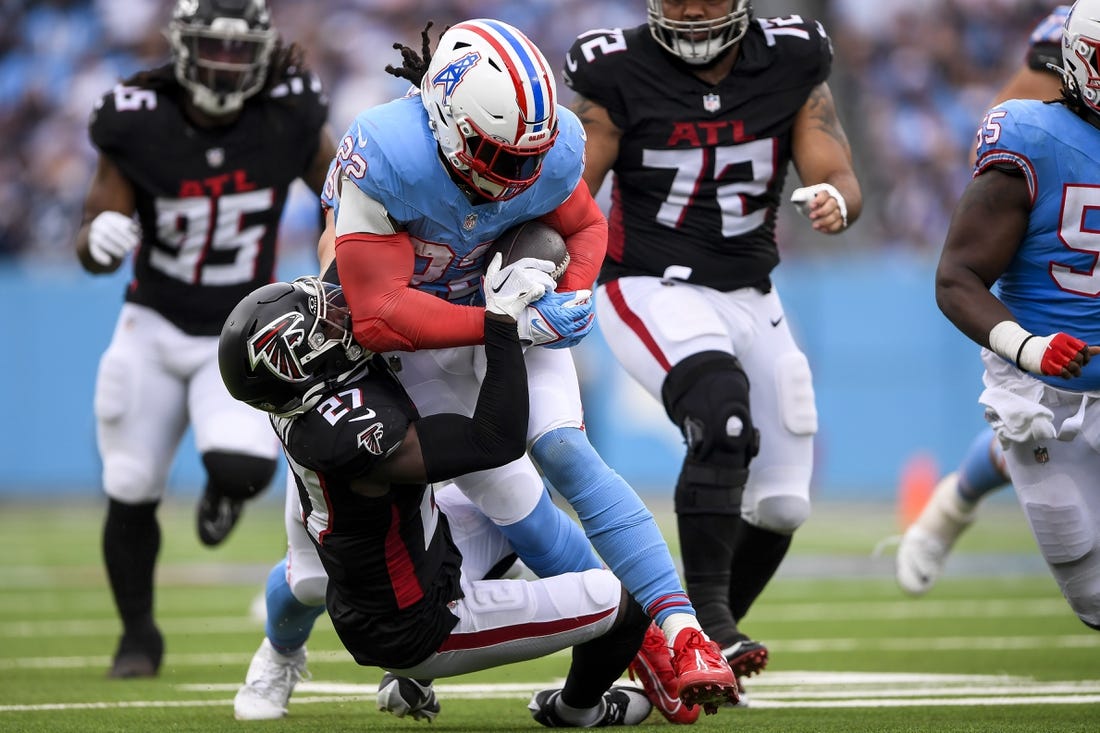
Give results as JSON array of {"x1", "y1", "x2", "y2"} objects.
[
  {"x1": 662, "y1": 351, "x2": 760, "y2": 515},
  {"x1": 201, "y1": 451, "x2": 277, "y2": 501}
]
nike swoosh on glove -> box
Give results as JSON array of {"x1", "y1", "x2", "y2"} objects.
[{"x1": 483, "y1": 252, "x2": 557, "y2": 321}]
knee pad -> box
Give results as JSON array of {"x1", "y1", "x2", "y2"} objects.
[
  {"x1": 662, "y1": 352, "x2": 759, "y2": 515},
  {"x1": 201, "y1": 451, "x2": 278, "y2": 501},
  {"x1": 103, "y1": 455, "x2": 161, "y2": 503},
  {"x1": 751, "y1": 494, "x2": 811, "y2": 534},
  {"x1": 1023, "y1": 498, "x2": 1100, "y2": 627}
]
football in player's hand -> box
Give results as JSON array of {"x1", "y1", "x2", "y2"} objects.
[{"x1": 488, "y1": 221, "x2": 570, "y2": 282}]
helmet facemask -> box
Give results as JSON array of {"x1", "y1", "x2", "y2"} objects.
[
  {"x1": 169, "y1": 0, "x2": 277, "y2": 117},
  {"x1": 646, "y1": 0, "x2": 752, "y2": 65},
  {"x1": 447, "y1": 112, "x2": 558, "y2": 201}
]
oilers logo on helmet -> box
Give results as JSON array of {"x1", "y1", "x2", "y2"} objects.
[{"x1": 429, "y1": 52, "x2": 482, "y2": 99}]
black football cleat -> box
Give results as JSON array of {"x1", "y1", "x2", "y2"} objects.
[
  {"x1": 108, "y1": 626, "x2": 163, "y2": 679},
  {"x1": 196, "y1": 489, "x2": 244, "y2": 547}
]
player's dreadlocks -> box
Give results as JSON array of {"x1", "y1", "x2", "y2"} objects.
[{"x1": 385, "y1": 22, "x2": 446, "y2": 86}]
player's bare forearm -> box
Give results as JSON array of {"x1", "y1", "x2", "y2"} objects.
[
  {"x1": 75, "y1": 156, "x2": 135, "y2": 274},
  {"x1": 936, "y1": 171, "x2": 1028, "y2": 345},
  {"x1": 792, "y1": 84, "x2": 862, "y2": 225}
]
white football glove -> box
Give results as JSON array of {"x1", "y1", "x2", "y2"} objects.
[
  {"x1": 790, "y1": 183, "x2": 848, "y2": 229},
  {"x1": 88, "y1": 211, "x2": 140, "y2": 266},
  {"x1": 482, "y1": 252, "x2": 557, "y2": 322}
]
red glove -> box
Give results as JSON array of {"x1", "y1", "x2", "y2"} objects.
[{"x1": 1039, "y1": 332, "x2": 1088, "y2": 376}]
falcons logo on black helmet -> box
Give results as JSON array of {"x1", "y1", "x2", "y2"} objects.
[{"x1": 247, "y1": 312, "x2": 309, "y2": 383}]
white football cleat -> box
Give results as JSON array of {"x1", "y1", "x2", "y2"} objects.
[
  {"x1": 896, "y1": 472, "x2": 976, "y2": 596},
  {"x1": 234, "y1": 639, "x2": 308, "y2": 720}
]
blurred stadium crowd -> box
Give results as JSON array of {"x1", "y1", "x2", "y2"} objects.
[{"x1": 0, "y1": 0, "x2": 1063, "y2": 263}]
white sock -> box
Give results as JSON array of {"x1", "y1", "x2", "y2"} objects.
[{"x1": 660, "y1": 612, "x2": 701, "y2": 645}]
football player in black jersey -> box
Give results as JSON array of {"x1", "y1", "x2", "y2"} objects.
[
  {"x1": 73, "y1": 0, "x2": 336, "y2": 678},
  {"x1": 218, "y1": 264, "x2": 654, "y2": 728},
  {"x1": 564, "y1": 0, "x2": 862, "y2": 708}
]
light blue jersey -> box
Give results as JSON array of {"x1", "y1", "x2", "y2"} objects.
[
  {"x1": 975, "y1": 99, "x2": 1100, "y2": 390},
  {"x1": 323, "y1": 94, "x2": 584, "y2": 304}
]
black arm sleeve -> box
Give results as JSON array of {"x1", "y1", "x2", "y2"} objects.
[{"x1": 417, "y1": 315, "x2": 529, "y2": 482}]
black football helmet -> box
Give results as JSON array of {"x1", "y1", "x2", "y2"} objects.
[
  {"x1": 219, "y1": 277, "x2": 368, "y2": 416},
  {"x1": 168, "y1": 0, "x2": 277, "y2": 116}
]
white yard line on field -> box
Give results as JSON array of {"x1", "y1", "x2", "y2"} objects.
[{"x1": 5, "y1": 672, "x2": 1100, "y2": 713}]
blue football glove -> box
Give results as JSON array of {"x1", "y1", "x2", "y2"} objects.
[{"x1": 517, "y1": 289, "x2": 595, "y2": 348}]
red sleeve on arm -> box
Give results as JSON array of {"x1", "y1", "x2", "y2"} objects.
[
  {"x1": 538, "y1": 181, "x2": 607, "y2": 292},
  {"x1": 335, "y1": 232, "x2": 485, "y2": 351}
]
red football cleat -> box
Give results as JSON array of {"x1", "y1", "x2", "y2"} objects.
[
  {"x1": 671, "y1": 628, "x2": 739, "y2": 714},
  {"x1": 628, "y1": 623, "x2": 700, "y2": 724}
]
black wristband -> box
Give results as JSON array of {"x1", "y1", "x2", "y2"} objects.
[{"x1": 1015, "y1": 335, "x2": 1036, "y2": 369}]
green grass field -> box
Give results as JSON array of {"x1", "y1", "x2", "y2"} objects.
[{"x1": 2, "y1": 493, "x2": 1098, "y2": 732}]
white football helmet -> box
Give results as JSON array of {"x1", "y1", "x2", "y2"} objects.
[
  {"x1": 1062, "y1": 0, "x2": 1100, "y2": 121},
  {"x1": 169, "y1": 0, "x2": 277, "y2": 117},
  {"x1": 420, "y1": 19, "x2": 558, "y2": 201},
  {"x1": 647, "y1": 0, "x2": 752, "y2": 65}
]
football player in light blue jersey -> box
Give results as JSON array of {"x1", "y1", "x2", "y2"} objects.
[
  {"x1": 233, "y1": 19, "x2": 739, "y2": 724},
  {"x1": 934, "y1": 0, "x2": 1100, "y2": 632},
  {"x1": 898, "y1": 5, "x2": 1071, "y2": 597}
]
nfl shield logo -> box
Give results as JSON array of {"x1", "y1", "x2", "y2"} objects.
[
  {"x1": 463, "y1": 213, "x2": 478, "y2": 231},
  {"x1": 206, "y1": 147, "x2": 225, "y2": 168},
  {"x1": 703, "y1": 93, "x2": 721, "y2": 113}
]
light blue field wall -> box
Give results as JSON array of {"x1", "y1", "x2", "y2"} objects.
[{"x1": 0, "y1": 250, "x2": 984, "y2": 500}]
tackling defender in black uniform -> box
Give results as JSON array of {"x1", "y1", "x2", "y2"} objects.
[
  {"x1": 218, "y1": 263, "x2": 654, "y2": 728},
  {"x1": 565, "y1": 0, "x2": 862, "y2": 702},
  {"x1": 74, "y1": 0, "x2": 335, "y2": 678}
]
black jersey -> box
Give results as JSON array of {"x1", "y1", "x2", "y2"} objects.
[
  {"x1": 565, "y1": 17, "x2": 832, "y2": 290},
  {"x1": 89, "y1": 65, "x2": 328, "y2": 335},
  {"x1": 271, "y1": 357, "x2": 464, "y2": 669}
]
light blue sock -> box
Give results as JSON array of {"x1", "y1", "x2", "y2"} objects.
[
  {"x1": 531, "y1": 427, "x2": 694, "y2": 625},
  {"x1": 264, "y1": 559, "x2": 325, "y2": 653},
  {"x1": 496, "y1": 489, "x2": 602, "y2": 577},
  {"x1": 957, "y1": 428, "x2": 1009, "y2": 504}
]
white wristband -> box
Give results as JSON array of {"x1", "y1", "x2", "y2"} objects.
[
  {"x1": 988, "y1": 320, "x2": 1042, "y2": 372},
  {"x1": 790, "y1": 183, "x2": 848, "y2": 229}
]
